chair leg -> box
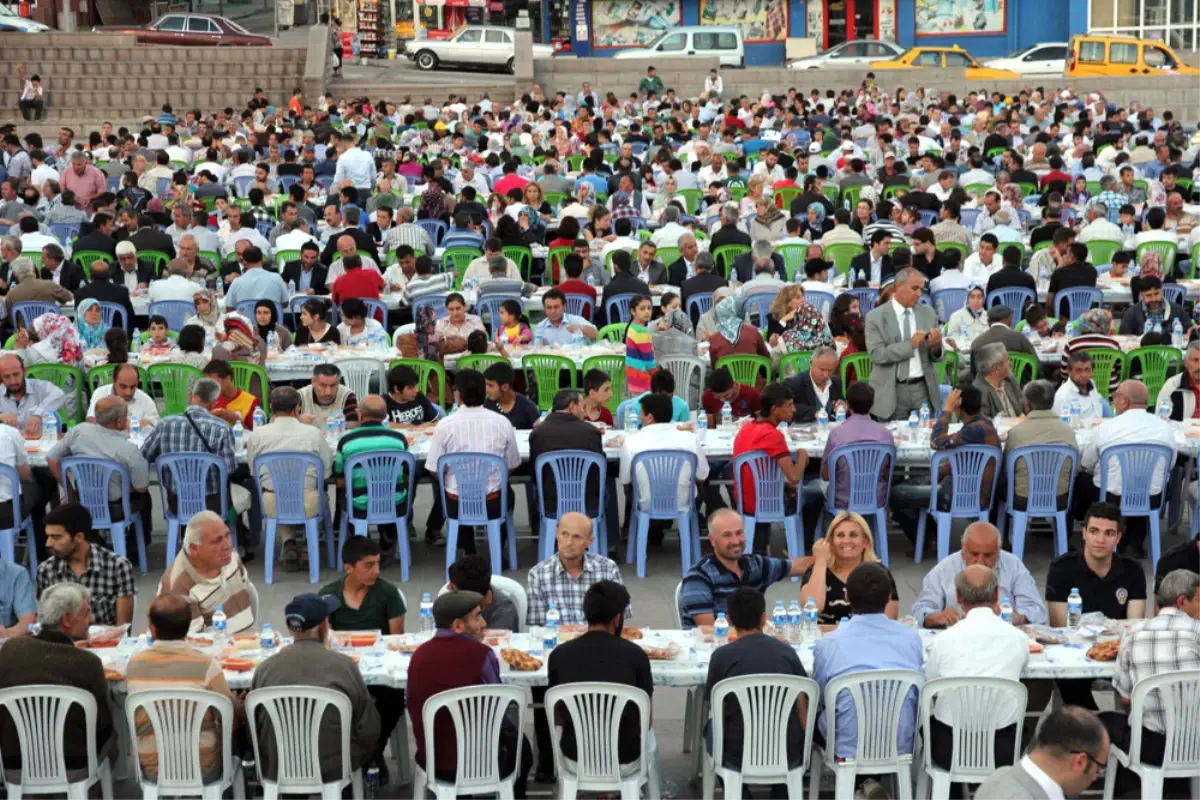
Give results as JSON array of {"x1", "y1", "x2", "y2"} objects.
[
  {"x1": 915, "y1": 510, "x2": 928, "y2": 564},
  {"x1": 635, "y1": 513, "x2": 650, "y2": 578},
  {"x1": 486, "y1": 521, "x2": 503, "y2": 576},
  {"x1": 445, "y1": 520, "x2": 460, "y2": 575},
  {"x1": 336, "y1": 512, "x2": 348, "y2": 569},
  {"x1": 264, "y1": 519, "x2": 277, "y2": 584},
  {"x1": 99, "y1": 759, "x2": 113, "y2": 799},
  {"x1": 23, "y1": 518, "x2": 36, "y2": 574},
  {"x1": 559, "y1": 777, "x2": 579, "y2": 800},
  {"x1": 995, "y1": 502, "x2": 1007, "y2": 540},
  {"x1": 679, "y1": 513, "x2": 692, "y2": 576},
  {"x1": 808, "y1": 754, "x2": 823, "y2": 800},
  {"x1": 929, "y1": 770, "x2": 950, "y2": 800},
  {"x1": 389, "y1": 722, "x2": 413, "y2": 786},
  {"x1": 306, "y1": 520, "x2": 321, "y2": 584},
  {"x1": 723, "y1": 772, "x2": 742, "y2": 800},
  {"x1": 700, "y1": 754, "x2": 714, "y2": 799},
  {"x1": 915, "y1": 766, "x2": 928, "y2": 800},
  {"x1": 130, "y1": 518, "x2": 148, "y2": 574},
  {"x1": 505, "y1": 513, "x2": 518, "y2": 572},
  {"x1": 936, "y1": 514, "x2": 951, "y2": 562},
  {"x1": 412, "y1": 766, "x2": 427, "y2": 800},
  {"x1": 1102, "y1": 759, "x2": 1118, "y2": 800},
  {"x1": 540, "y1": 516, "x2": 554, "y2": 562},
  {"x1": 395, "y1": 517, "x2": 412, "y2": 583},
  {"x1": 874, "y1": 510, "x2": 889, "y2": 567},
  {"x1": 625, "y1": 511, "x2": 637, "y2": 565},
  {"x1": 165, "y1": 519, "x2": 179, "y2": 568},
  {"x1": 785, "y1": 770, "x2": 805, "y2": 799},
  {"x1": 1011, "y1": 512, "x2": 1028, "y2": 559},
  {"x1": 1140, "y1": 768, "x2": 1163, "y2": 800},
  {"x1": 833, "y1": 766, "x2": 856, "y2": 800},
  {"x1": 323, "y1": 508, "x2": 336, "y2": 569},
  {"x1": 784, "y1": 517, "x2": 804, "y2": 577},
  {"x1": 744, "y1": 515, "x2": 757, "y2": 553},
  {"x1": 1148, "y1": 512, "x2": 1162, "y2": 570}
]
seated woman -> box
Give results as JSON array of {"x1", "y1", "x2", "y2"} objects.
[
  {"x1": 254, "y1": 300, "x2": 292, "y2": 353},
  {"x1": 336, "y1": 297, "x2": 385, "y2": 346},
  {"x1": 185, "y1": 289, "x2": 221, "y2": 335},
  {"x1": 293, "y1": 299, "x2": 341, "y2": 346},
  {"x1": 945, "y1": 285, "x2": 988, "y2": 349},
  {"x1": 707, "y1": 296, "x2": 770, "y2": 369},
  {"x1": 777, "y1": 287, "x2": 834, "y2": 353},
  {"x1": 74, "y1": 298, "x2": 108, "y2": 351},
  {"x1": 434, "y1": 293, "x2": 485, "y2": 357},
  {"x1": 210, "y1": 313, "x2": 267, "y2": 365},
  {"x1": 798, "y1": 512, "x2": 900, "y2": 625},
  {"x1": 166, "y1": 324, "x2": 210, "y2": 368}
]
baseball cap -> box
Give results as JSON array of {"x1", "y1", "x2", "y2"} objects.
[
  {"x1": 433, "y1": 590, "x2": 484, "y2": 628},
  {"x1": 808, "y1": 142, "x2": 821, "y2": 154},
  {"x1": 284, "y1": 593, "x2": 341, "y2": 632},
  {"x1": 987, "y1": 304, "x2": 1013, "y2": 322}
]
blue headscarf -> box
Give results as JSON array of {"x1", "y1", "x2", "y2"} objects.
[{"x1": 74, "y1": 298, "x2": 107, "y2": 350}]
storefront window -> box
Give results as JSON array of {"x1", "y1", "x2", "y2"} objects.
[{"x1": 1089, "y1": 0, "x2": 1199, "y2": 50}]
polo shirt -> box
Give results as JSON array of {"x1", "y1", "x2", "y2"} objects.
[
  {"x1": 732, "y1": 419, "x2": 790, "y2": 515},
  {"x1": 701, "y1": 385, "x2": 761, "y2": 421},
  {"x1": 331, "y1": 267, "x2": 385, "y2": 304},
  {"x1": 484, "y1": 393, "x2": 540, "y2": 430},
  {"x1": 333, "y1": 422, "x2": 410, "y2": 510},
  {"x1": 678, "y1": 553, "x2": 791, "y2": 628},
  {"x1": 1045, "y1": 552, "x2": 1147, "y2": 620},
  {"x1": 0, "y1": 558, "x2": 35, "y2": 628},
  {"x1": 212, "y1": 389, "x2": 261, "y2": 429},
  {"x1": 1153, "y1": 536, "x2": 1199, "y2": 593},
  {"x1": 319, "y1": 575, "x2": 407, "y2": 636}
]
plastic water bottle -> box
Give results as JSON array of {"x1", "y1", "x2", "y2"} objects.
[
  {"x1": 586, "y1": 273, "x2": 595, "y2": 286},
  {"x1": 287, "y1": 279, "x2": 296, "y2": 297},
  {"x1": 1158, "y1": 395, "x2": 1172, "y2": 420},
  {"x1": 365, "y1": 767, "x2": 380, "y2": 799},
  {"x1": 1038, "y1": 262, "x2": 1048, "y2": 288},
  {"x1": 919, "y1": 402, "x2": 930, "y2": 428},
  {"x1": 816, "y1": 407, "x2": 828, "y2": 433},
  {"x1": 803, "y1": 597, "x2": 820, "y2": 643},
  {"x1": 624, "y1": 407, "x2": 638, "y2": 433},
  {"x1": 1172, "y1": 318, "x2": 1184, "y2": 348},
  {"x1": 267, "y1": 330, "x2": 276, "y2": 351},
  {"x1": 856, "y1": 268, "x2": 865, "y2": 283},
  {"x1": 212, "y1": 605, "x2": 227, "y2": 649},
  {"x1": 326, "y1": 414, "x2": 337, "y2": 443},
  {"x1": 959, "y1": 320, "x2": 969, "y2": 343},
  {"x1": 129, "y1": 414, "x2": 141, "y2": 441},
  {"x1": 215, "y1": 275, "x2": 224, "y2": 298},
  {"x1": 772, "y1": 600, "x2": 787, "y2": 638},
  {"x1": 335, "y1": 410, "x2": 346, "y2": 436},
  {"x1": 41, "y1": 412, "x2": 58, "y2": 446},
  {"x1": 260, "y1": 622, "x2": 276, "y2": 656},
  {"x1": 545, "y1": 602, "x2": 560, "y2": 650},
  {"x1": 907, "y1": 409, "x2": 920, "y2": 443},
  {"x1": 835, "y1": 404, "x2": 846, "y2": 424},
  {"x1": 131, "y1": 327, "x2": 141, "y2": 353},
  {"x1": 713, "y1": 612, "x2": 730, "y2": 647},
  {"x1": 1066, "y1": 587, "x2": 1083, "y2": 633},
  {"x1": 252, "y1": 407, "x2": 266, "y2": 429},
  {"x1": 205, "y1": 331, "x2": 215, "y2": 351},
  {"x1": 571, "y1": 325, "x2": 584, "y2": 350},
  {"x1": 420, "y1": 592, "x2": 434, "y2": 633},
  {"x1": 1025, "y1": 325, "x2": 1034, "y2": 343},
  {"x1": 232, "y1": 419, "x2": 244, "y2": 449},
  {"x1": 787, "y1": 600, "x2": 802, "y2": 645},
  {"x1": 1060, "y1": 404, "x2": 1071, "y2": 425},
  {"x1": 696, "y1": 412, "x2": 707, "y2": 443},
  {"x1": 721, "y1": 401, "x2": 733, "y2": 430}
]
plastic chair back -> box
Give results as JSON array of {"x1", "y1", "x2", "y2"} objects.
[
  {"x1": 824, "y1": 243, "x2": 865, "y2": 276},
  {"x1": 157, "y1": 451, "x2": 228, "y2": 562},
  {"x1": 60, "y1": 455, "x2": 144, "y2": 566},
  {"x1": 417, "y1": 685, "x2": 529, "y2": 796},
  {"x1": 436, "y1": 453, "x2": 511, "y2": 526},
  {"x1": 125, "y1": 687, "x2": 239, "y2": 796},
  {"x1": 985, "y1": 286, "x2": 1034, "y2": 311},
  {"x1": 1098, "y1": 443, "x2": 1173, "y2": 557},
  {"x1": 605, "y1": 293, "x2": 637, "y2": 325},
  {"x1": 630, "y1": 449, "x2": 699, "y2": 516},
  {"x1": 523, "y1": 353, "x2": 578, "y2": 411},
  {"x1": 10, "y1": 301, "x2": 57, "y2": 327},
  {"x1": 137, "y1": 250, "x2": 171, "y2": 277},
  {"x1": 1007, "y1": 352, "x2": 1039, "y2": 386},
  {"x1": 929, "y1": 445, "x2": 1002, "y2": 515},
  {"x1": 918, "y1": 678, "x2": 1026, "y2": 784},
  {"x1": 1004, "y1": 443, "x2": 1077, "y2": 517},
  {"x1": 26, "y1": 364, "x2": 84, "y2": 427},
  {"x1": 148, "y1": 300, "x2": 197, "y2": 332},
  {"x1": 146, "y1": 363, "x2": 202, "y2": 416},
  {"x1": 0, "y1": 685, "x2": 104, "y2": 795},
  {"x1": 840, "y1": 352, "x2": 873, "y2": 387},
  {"x1": 412, "y1": 294, "x2": 449, "y2": 322},
  {"x1": 806, "y1": 291, "x2": 835, "y2": 320},
  {"x1": 712, "y1": 244, "x2": 750, "y2": 278},
  {"x1": 741, "y1": 294, "x2": 774, "y2": 334},
  {"x1": 708, "y1": 675, "x2": 819, "y2": 782},
  {"x1": 1118, "y1": 670, "x2": 1200, "y2": 782},
  {"x1": 1161, "y1": 284, "x2": 1186, "y2": 308},
  {"x1": 659, "y1": 356, "x2": 706, "y2": 409},
  {"x1": 1055, "y1": 286, "x2": 1103, "y2": 321},
  {"x1": 228, "y1": 360, "x2": 270, "y2": 407},
  {"x1": 94, "y1": 301, "x2": 125, "y2": 331},
  {"x1": 355, "y1": 297, "x2": 388, "y2": 325},
  {"x1": 535, "y1": 448, "x2": 607, "y2": 523},
  {"x1": 545, "y1": 682, "x2": 651, "y2": 789},
  {"x1": 715, "y1": 354, "x2": 772, "y2": 386},
  {"x1": 733, "y1": 450, "x2": 791, "y2": 522},
  {"x1": 932, "y1": 289, "x2": 968, "y2": 323},
  {"x1": 778, "y1": 244, "x2": 808, "y2": 281},
  {"x1": 685, "y1": 292, "x2": 713, "y2": 323},
  {"x1": 232, "y1": 176, "x2": 254, "y2": 198},
  {"x1": 416, "y1": 219, "x2": 446, "y2": 246},
  {"x1": 252, "y1": 451, "x2": 327, "y2": 524},
  {"x1": 563, "y1": 293, "x2": 594, "y2": 320},
  {"x1": 246, "y1": 686, "x2": 356, "y2": 795},
  {"x1": 822, "y1": 669, "x2": 924, "y2": 769},
  {"x1": 777, "y1": 352, "x2": 812, "y2": 380},
  {"x1": 825, "y1": 442, "x2": 896, "y2": 514},
  {"x1": 0, "y1": 461, "x2": 34, "y2": 571},
  {"x1": 477, "y1": 294, "x2": 522, "y2": 338},
  {"x1": 342, "y1": 450, "x2": 414, "y2": 523},
  {"x1": 1137, "y1": 240, "x2": 1177, "y2": 273},
  {"x1": 936, "y1": 241, "x2": 969, "y2": 261},
  {"x1": 1085, "y1": 239, "x2": 1122, "y2": 267},
  {"x1": 337, "y1": 358, "x2": 383, "y2": 400},
  {"x1": 390, "y1": 358, "x2": 447, "y2": 407},
  {"x1": 50, "y1": 222, "x2": 79, "y2": 245},
  {"x1": 1125, "y1": 346, "x2": 1181, "y2": 405},
  {"x1": 580, "y1": 354, "x2": 625, "y2": 413}
]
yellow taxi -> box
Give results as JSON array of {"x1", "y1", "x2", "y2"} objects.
[
  {"x1": 1065, "y1": 34, "x2": 1200, "y2": 77},
  {"x1": 869, "y1": 45, "x2": 1021, "y2": 79}
]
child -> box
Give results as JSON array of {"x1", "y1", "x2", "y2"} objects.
[
  {"x1": 466, "y1": 329, "x2": 491, "y2": 355},
  {"x1": 337, "y1": 297, "x2": 385, "y2": 346},
  {"x1": 1108, "y1": 251, "x2": 1131, "y2": 279},
  {"x1": 653, "y1": 291, "x2": 694, "y2": 335},
  {"x1": 581, "y1": 367, "x2": 615, "y2": 427},
  {"x1": 494, "y1": 299, "x2": 532, "y2": 347},
  {"x1": 142, "y1": 314, "x2": 175, "y2": 356},
  {"x1": 624, "y1": 294, "x2": 656, "y2": 396},
  {"x1": 384, "y1": 363, "x2": 439, "y2": 425}
]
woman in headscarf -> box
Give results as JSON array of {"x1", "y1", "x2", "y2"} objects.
[
  {"x1": 945, "y1": 286, "x2": 989, "y2": 346},
  {"x1": 799, "y1": 202, "x2": 833, "y2": 240},
  {"x1": 749, "y1": 196, "x2": 787, "y2": 242},
  {"x1": 707, "y1": 296, "x2": 770, "y2": 370},
  {"x1": 417, "y1": 178, "x2": 448, "y2": 222},
  {"x1": 651, "y1": 175, "x2": 679, "y2": 218},
  {"x1": 185, "y1": 289, "x2": 222, "y2": 335},
  {"x1": 16, "y1": 312, "x2": 85, "y2": 367},
  {"x1": 1061, "y1": 308, "x2": 1122, "y2": 385},
  {"x1": 779, "y1": 287, "x2": 834, "y2": 353},
  {"x1": 558, "y1": 182, "x2": 596, "y2": 221},
  {"x1": 254, "y1": 300, "x2": 292, "y2": 353},
  {"x1": 210, "y1": 312, "x2": 268, "y2": 366},
  {"x1": 74, "y1": 298, "x2": 108, "y2": 350}
]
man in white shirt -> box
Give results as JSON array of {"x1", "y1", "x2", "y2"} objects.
[
  {"x1": 274, "y1": 219, "x2": 318, "y2": 254},
  {"x1": 218, "y1": 207, "x2": 272, "y2": 260},
  {"x1": 148, "y1": 257, "x2": 202, "y2": 303},
  {"x1": 17, "y1": 215, "x2": 57, "y2": 254},
  {"x1": 963, "y1": 234, "x2": 1002, "y2": 285},
  {"x1": 29, "y1": 152, "x2": 59, "y2": 189},
  {"x1": 1075, "y1": 202, "x2": 1124, "y2": 245},
  {"x1": 86, "y1": 364, "x2": 159, "y2": 427},
  {"x1": 800, "y1": 258, "x2": 836, "y2": 296},
  {"x1": 333, "y1": 133, "x2": 377, "y2": 195},
  {"x1": 453, "y1": 163, "x2": 490, "y2": 197},
  {"x1": 924, "y1": 563, "x2": 1030, "y2": 772},
  {"x1": 1134, "y1": 207, "x2": 1178, "y2": 251},
  {"x1": 958, "y1": 155, "x2": 995, "y2": 189},
  {"x1": 1053, "y1": 350, "x2": 1107, "y2": 422},
  {"x1": 751, "y1": 150, "x2": 786, "y2": 185},
  {"x1": 651, "y1": 206, "x2": 690, "y2": 248},
  {"x1": 600, "y1": 218, "x2": 640, "y2": 264},
  {"x1": 1079, "y1": 380, "x2": 1177, "y2": 557},
  {"x1": 618, "y1": 393, "x2": 709, "y2": 521},
  {"x1": 697, "y1": 153, "x2": 729, "y2": 189},
  {"x1": 973, "y1": 191, "x2": 1003, "y2": 236},
  {"x1": 988, "y1": 210, "x2": 1023, "y2": 244}
]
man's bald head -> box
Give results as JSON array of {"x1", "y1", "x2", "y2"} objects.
[
  {"x1": 955, "y1": 564, "x2": 999, "y2": 610},
  {"x1": 147, "y1": 593, "x2": 193, "y2": 640},
  {"x1": 1115, "y1": 380, "x2": 1149, "y2": 408},
  {"x1": 558, "y1": 511, "x2": 591, "y2": 535},
  {"x1": 90, "y1": 260, "x2": 111, "y2": 280},
  {"x1": 359, "y1": 394, "x2": 387, "y2": 422},
  {"x1": 94, "y1": 396, "x2": 128, "y2": 428},
  {"x1": 961, "y1": 521, "x2": 1001, "y2": 568}
]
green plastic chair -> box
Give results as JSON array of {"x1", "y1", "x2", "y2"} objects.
[
  {"x1": 936, "y1": 350, "x2": 961, "y2": 386},
  {"x1": 199, "y1": 250, "x2": 221, "y2": 268},
  {"x1": 566, "y1": 155, "x2": 585, "y2": 172},
  {"x1": 840, "y1": 352, "x2": 872, "y2": 387},
  {"x1": 522, "y1": 353, "x2": 578, "y2": 411},
  {"x1": 137, "y1": 249, "x2": 171, "y2": 278},
  {"x1": 21, "y1": 252, "x2": 43, "y2": 270},
  {"x1": 1085, "y1": 181, "x2": 1102, "y2": 196},
  {"x1": 72, "y1": 250, "x2": 112, "y2": 280},
  {"x1": 821, "y1": 184, "x2": 840, "y2": 204},
  {"x1": 548, "y1": 246, "x2": 573, "y2": 282},
  {"x1": 87, "y1": 363, "x2": 150, "y2": 396},
  {"x1": 778, "y1": 351, "x2": 813, "y2": 379},
  {"x1": 715, "y1": 355, "x2": 772, "y2": 387},
  {"x1": 935, "y1": 242, "x2": 969, "y2": 261},
  {"x1": 581, "y1": 354, "x2": 625, "y2": 415},
  {"x1": 778, "y1": 244, "x2": 809, "y2": 281},
  {"x1": 824, "y1": 243, "x2": 865, "y2": 277},
  {"x1": 963, "y1": 183, "x2": 993, "y2": 197},
  {"x1": 389, "y1": 358, "x2": 446, "y2": 407},
  {"x1": 502, "y1": 246, "x2": 534, "y2": 282},
  {"x1": 840, "y1": 185, "x2": 864, "y2": 209},
  {"x1": 656, "y1": 247, "x2": 681, "y2": 271},
  {"x1": 1089, "y1": 239, "x2": 1123, "y2": 267},
  {"x1": 543, "y1": 192, "x2": 567, "y2": 209},
  {"x1": 443, "y1": 247, "x2": 482, "y2": 289},
  {"x1": 1190, "y1": 243, "x2": 1200, "y2": 280},
  {"x1": 146, "y1": 363, "x2": 203, "y2": 417},
  {"x1": 1016, "y1": 182, "x2": 1039, "y2": 199},
  {"x1": 226, "y1": 361, "x2": 271, "y2": 410},
  {"x1": 730, "y1": 187, "x2": 747, "y2": 202},
  {"x1": 1124, "y1": 346, "x2": 1180, "y2": 405},
  {"x1": 712, "y1": 245, "x2": 750, "y2": 280},
  {"x1": 27, "y1": 364, "x2": 85, "y2": 428},
  {"x1": 274, "y1": 249, "x2": 301, "y2": 269},
  {"x1": 984, "y1": 147, "x2": 1007, "y2": 160},
  {"x1": 1136, "y1": 241, "x2": 1177, "y2": 275},
  {"x1": 457, "y1": 354, "x2": 509, "y2": 373},
  {"x1": 881, "y1": 186, "x2": 906, "y2": 201},
  {"x1": 1008, "y1": 352, "x2": 1040, "y2": 386},
  {"x1": 597, "y1": 323, "x2": 626, "y2": 343},
  {"x1": 677, "y1": 189, "x2": 703, "y2": 216},
  {"x1": 1032, "y1": 240, "x2": 1052, "y2": 253},
  {"x1": 1081, "y1": 348, "x2": 1125, "y2": 399},
  {"x1": 773, "y1": 187, "x2": 801, "y2": 211}
]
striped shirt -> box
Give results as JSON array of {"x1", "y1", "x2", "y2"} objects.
[
  {"x1": 425, "y1": 406, "x2": 520, "y2": 495},
  {"x1": 159, "y1": 551, "x2": 256, "y2": 635},
  {"x1": 333, "y1": 422, "x2": 410, "y2": 510},
  {"x1": 125, "y1": 641, "x2": 232, "y2": 782},
  {"x1": 384, "y1": 223, "x2": 435, "y2": 255},
  {"x1": 401, "y1": 272, "x2": 454, "y2": 305},
  {"x1": 930, "y1": 219, "x2": 973, "y2": 250},
  {"x1": 624, "y1": 323, "x2": 656, "y2": 395}
]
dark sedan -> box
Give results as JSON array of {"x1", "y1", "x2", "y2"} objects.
[{"x1": 96, "y1": 13, "x2": 270, "y2": 46}]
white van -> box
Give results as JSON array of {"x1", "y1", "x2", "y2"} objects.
[{"x1": 611, "y1": 26, "x2": 744, "y2": 68}]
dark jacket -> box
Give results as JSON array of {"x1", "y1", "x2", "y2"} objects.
[
  {"x1": 972, "y1": 372, "x2": 1024, "y2": 418},
  {"x1": 680, "y1": 271, "x2": 729, "y2": 310},
  {"x1": 71, "y1": 231, "x2": 118, "y2": 259},
  {"x1": 599, "y1": 271, "x2": 650, "y2": 327},
  {"x1": 848, "y1": 252, "x2": 895, "y2": 285},
  {"x1": 969, "y1": 323, "x2": 1038, "y2": 377},
  {"x1": 784, "y1": 371, "x2": 844, "y2": 423},
  {"x1": 74, "y1": 277, "x2": 135, "y2": 331},
  {"x1": 281, "y1": 260, "x2": 329, "y2": 296},
  {"x1": 320, "y1": 227, "x2": 379, "y2": 267},
  {"x1": 1118, "y1": 301, "x2": 1188, "y2": 336},
  {"x1": 129, "y1": 226, "x2": 177, "y2": 259},
  {"x1": 913, "y1": 250, "x2": 947, "y2": 281},
  {"x1": 732, "y1": 252, "x2": 786, "y2": 283},
  {"x1": 41, "y1": 261, "x2": 87, "y2": 294},
  {"x1": 709, "y1": 225, "x2": 752, "y2": 252},
  {"x1": 529, "y1": 411, "x2": 605, "y2": 512}
]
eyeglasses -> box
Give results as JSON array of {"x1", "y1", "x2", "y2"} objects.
[{"x1": 1074, "y1": 750, "x2": 1107, "y2": 774}]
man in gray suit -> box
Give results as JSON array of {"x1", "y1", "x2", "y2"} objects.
[
  {"x1": 972, "y1": 342, "x2": 1025, "y2": 418},
  {"x1": 976, "y1": 706, "x2": 1109, "y2": 799},
  {"x1": 865, "y1": 267, "x2": 944, "y2": 421}
]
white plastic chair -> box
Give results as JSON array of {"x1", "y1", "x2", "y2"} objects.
[
  {"x1": 247, "y1": 581, "x2": 260, "y2": 624},
  {"x1": 544, "y1": 682, "x2": 660, "y2": 800},
  {"x1": 1102, "y1": 669, "x2": 1200, "y2": 800},
  {"x1": 915, "y1": 678, "x2": 1027, "y2": 800},
  {"x1": 124, "y1": 688, "x2": 245, "y2": 800},
  {"x1": 809, "y1": 669, "x2": 924, "y2": 800},
  {"x1": 659, "y1": 356, "x2": 707, "y2": 411},
  {"x1": 245, "y1": 686, "x2": 363, "y2": 800},
  {"x1": 702, "y1": 674, "x2": 820, "y2": 799},
  {"x1": 0, "y1": 684, "x2": 114, "y2": 799},
  {"x1": 337, "y1": 358, "x2": 383, "y2": 401},
  {"x1": 412, "y1": 684, "x2": 529, "y2": 799}
]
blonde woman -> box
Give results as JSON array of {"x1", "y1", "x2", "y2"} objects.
[
  {"x1": 739, "y1": 175, "x2": 766, "y2": 219},
  {"x1": 798, "y1": 512, "x2": 899, "y2": 624}
]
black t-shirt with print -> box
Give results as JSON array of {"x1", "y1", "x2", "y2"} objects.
[{"x1": 385, "y1": 393, "x2": 438, "y2": 425}]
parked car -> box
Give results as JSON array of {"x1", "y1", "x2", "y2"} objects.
[
  {"x1": 869, "y1": 45, "x2": 1020, "y2": 79},
  {"x1": 611, "y1": 26, "x2": 744, "y2": 68},
  {"x1": 95, "y1": 13, "x2": 270, "y2": 45},
  {"x1": 1066, "y1": 34, "x2": 1199, "y2": 77},
  {"x1": 788, "y1": 39, "x2": 904, "y2": 70},
  {"x1": 0, "y1": 3, "x2": 52, "y2": 31},
  {"x1": 983, "y1": 42, "x2": 1069, "y2": 76},
  {"x1": 406, "y1": 26, "x2": 554, "y2": 73}
]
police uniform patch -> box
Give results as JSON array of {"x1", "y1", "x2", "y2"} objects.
[{"x1": 1116, "y1": 587, "x2": 1128, "y2": 605}]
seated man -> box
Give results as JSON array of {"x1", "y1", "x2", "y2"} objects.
[
  {"x1": 126, "y1": 594, "x2": 241, "y2": 783},
  {"x1": 336, "y1": 298, "x2": 385, "y2": 346},
  {"x1": 85, "y1": 363, "x2": 159, "y2": 427},
  {"x1": 701, "y1": 367, "x2": 761, "y2": 427},
  {"x1": 0, "y1": 353, "x2": 68, "y2": 436},
  {"x1": 1001, "y1": 380, "x2": 1075, "y2": 526},
  {"x1": 299, "y1": 363, "x2": 360, "y2": 431},
  {"x1": 924, "y1": 564, "x2": 1030, "y2": 771},
  {"x1": 635, "y1": 369, "x2": 690, "y2": 423},
  {"x1": 159, "y1": 511, "x2": 256, "y2": 634},
  {"x1": 0, "y1": 546, "x2": 35, "y2": 637},
  {"x1": 448, "y1": 553, "x2": 522, "y2": 631},
  {"x1": 333, "y1": 395, "x2": 410, "y2": 555},
  {"x1": 911, "y1": 521, "x2": 1047, "y2": 627},
  {"x1": 784, "y1": 345, "x2": 844, "y2": 423},
  {"x1": 36, "y1": 502, "x2": 136, "y2": 627},
  {"x1": 252, "y1": 593, "x2": 380, "y2": 784},
  {"x1": 384, "y1": 364, "x2": 439, "y2": 427},
  {"x1": 202, "y1": 359, "x2": 262, "y2": 429},
  {"x1": 483, "y1": 361, "x2": 540, "y2": 429},
  {"x1": 0, "y1": 583, "x2": 115, "y2": 772}
]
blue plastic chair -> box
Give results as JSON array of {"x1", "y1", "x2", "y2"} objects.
[
  {"x1": 235, "y1": 299, "x2": 284, "y2": 322},
  {"x1": 412, "y1": 294, "x2": 449, "y2": 321},
  {"x1": 155, "y1": 177, "x2": 172, "y2": 197},
  {"x1": 732, "y1": 451, "x2": 806, "y2": 564},
  {"x1": 626, "y1": 449, "x2": 701, "y2": 578},
  {"x1": 232, "y1": 176, "x2": 254, "y2": 198},
  {"x1": 355, "y1": 297, "x2": 388, "y2": 325},
  {"x1": 605, "y1": 293, "x2": 637, "y2": 325},
  {"x1": 60, "y1": 456, "x2": 147, "y2": 573},
  {"x1": 915, "y1": 445, "x2": 1003, "y2": 564},
  {"x1": 156, "y1": 452, "x2": 229, "y2": 569},
  {"x1": 97, "y1": 301, "x2": 126, "y2": 331},
  {"x1": 823, "y1": 443, "x2": 897, "y2": 566},
  {"x1": 960, "y1": 208, "x2": 981, "y2": 229},
  {"x1": 995, "y1": 444, "x2": 1078, "y2": 560},
  {"x1": 476, "y1": 294, "x2": 522, "y2": 338},
  {"x1": 431, "y1": 403, "x2": 447, "y2": 419},
  {"x1": 1054, "y1": 286, "x2": 1103, "y2": 322},
  {"x1": 1161, "y1": 283, "x2": 1186, "y2": 308},
  {"x1": 985, "y1": 286, "x2": 1035, "y2": 311},
  {"x1": 534, "y1": 450, "x2": 608, "y2": 561},
  {"x1": 685, "y1": 292, "x2": 713, "y2": 323},
  {"x1": 737, "y1": 292, "x2": 773, "y2": 329},
  {"x1": 147, "y1": 300, "x2": 197, "y2": 332},
  {"x1": 106, "y1": 175, "x2": 122, "y2": 192},
  {"x1": 806, "y1": 290, "x2": 835, "y2": 320},
  {"x1": 436, "y1": 453, "x2": 517, "y2": 577},
  {"x1": 49, "y1": 223, "x2": 79, "y2": 245},
  {"x1": 563, "y1": 293, "x2": 595, "y2": 320},
  {"x1": 416, "y1": 219, "x2": 447, "y2": 247},
  {"x1": 847, "y1": 287, "x2": 879, "y2": 309},
  {"x1": 277, "y1": 175, "x2": 300, "y2": 193},
  {"x1": 339, "y1": 451, "x2": 417, "y2": 582},
  {"x1": 932, "y1": 288, "x2": 968, "y2": 324},
  {"x1": 1098, "y1": 443, "x2": 1174, "y2": 569},
  {"x1": 10, "y1": 302, "x2": 58, "y2": 327},
  {"x1": 918, "y1": 210, "x2": 938, "y2": 227},
  {"x1": 252, "y1": 451, "x2": 332, "y2": 585},
  {"x1": 0, "y1": 463, "x2": 36, "y2": 575},
  {"x1": 314, "y1": 175, "x2": 335, "y2": 190}
]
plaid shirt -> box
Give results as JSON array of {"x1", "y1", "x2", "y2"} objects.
[
  {"x1": 1113, "y1": 608, "x2": 1200, "y2": 734},
  {"x1": 1097, "y1": 190, "x2": 1129, "y2": 213},
  {"x1": 35, "y1": 544, "x2": 136, "y2": 626},
  {"x1": 526, "y1": 551, "x2": 627, "y2": 627},
  {"x1": 139, "y1": 407, "x2": 237, "y2": 495},
  {"x1": 678, "y1": 553, "x2": 791, "y2": 629}
]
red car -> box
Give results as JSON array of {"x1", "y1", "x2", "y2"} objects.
[{"x1": 96, "y1": 13, "x2": 270, "y2": 46}]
